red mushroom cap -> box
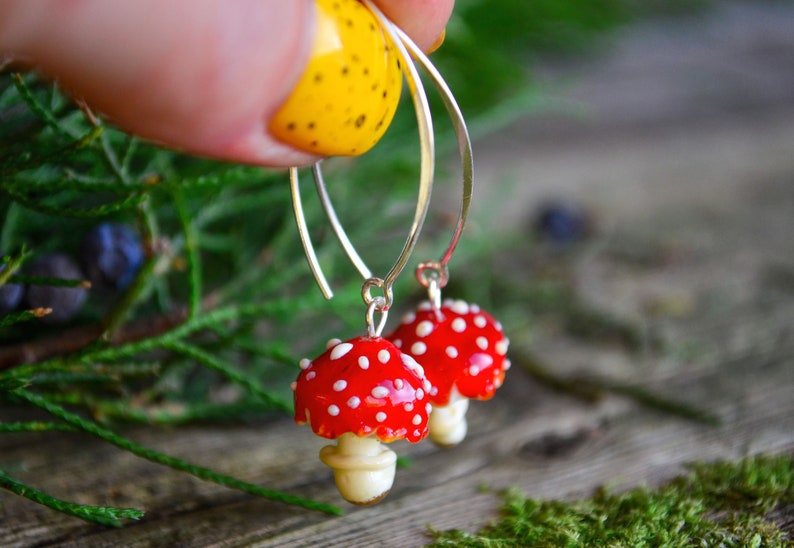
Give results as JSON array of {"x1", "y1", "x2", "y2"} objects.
[
  {"x1": 293, "y1": 336, "x2": 432, "y2": 443},
  {"x1": 387, "y1": 299, "x2": 509, "y2": 406}
]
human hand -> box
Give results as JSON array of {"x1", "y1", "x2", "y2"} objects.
[{"x1": 0, "y1": 0, "x2": 453, "y2": 167}]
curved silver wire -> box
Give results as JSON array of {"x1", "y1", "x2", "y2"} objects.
[
  {"x1": 395, "y1": 26, "x2": 473, "y2": 286},
  {"x1": 291, "y1": 0, "x2": 435, "y2": 311},
  {"x1": 290, "y1": 166, "x2": 333, "y2": 299},
  {"x1": 308, "y1": 4, "x2": 473, "y2": 302}
]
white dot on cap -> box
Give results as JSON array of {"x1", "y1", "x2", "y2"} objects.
[
  {"x1": 371, "y1": 386, "x2": 389, "y2": 399},
  {"x1": 290, "y1": 381, "x2": 297, "y2": 391},
  {"x1": 394, "y1": 378, "x2": 404, "y2": 390},
  {"x1": 347, "y1": 396, "x2": 361, "y2": 409},
  {"x1": 452, "y1": 318, "x2": 467, "y2": 333},
  {"x1": 376, "y1": 412, "x2": 387, "y2": 422},
  {"x1": 404, "y1": 402, "x2": 414, "y2": 412},
  {"x1": 503, "y1": 359, "x2": 512, "y2": 371},
  {"x1": 496, "y1": 340, "x2": 508, "y2": 355},
  {"x1": 393, "y1": 339, "x2": 403, "y2": 348},
  {"x1": 328, "y1": 404, "x2": 340, "y2": 416},
  {"x1": 333, "y1": 380, "x2": 347, "y2": 392},
  {"x1": 330, "y1": 342, "x2": 353, "y2": 360},
  {"x1": 416, "y1": 388, "x2": 424, "y2": 400},
  {"x1": 402, "y1": 312, "x2": 416, "y2": 324},
  {"x1": 418, "y1": 301, "x2": 433, "y2": 311},
  {"x1": 476, "y1": 336, "x2": 489, "y2": 350},
  {"x1": 471, "y1": 304, "x2": 481, "y2": 313},
  {"x1": 446, "y1": 346, "x2": 459, "y2": 359},
  {"x1": 358, "y1": 356, "x2": 370, "y2": 370},
  {"x1": 377, "y1": 349, "x2": 390, "y2": 364},
  {"x1": 451, "y1": 300, "x2": 470, "y2": 315},
  {"x1": 326, "y1": 338, "x2": 342, "y2": 349},
  {"x1": 469, "y1": 365, "x2": 480, "y2": 376},
  {"x1": 412, "y1": 414, "x2": 422, "y2": 425},
  {"x1": 426, "y1": 403, "x2": 432, "y2": 414},
  {"x1": 416, "y1": 320, "x2": 434, "y2": 337},
  {"x1": 474, "y1": 315, "x2": 487, "y2": 328},
  {"x1": 401, "y1": 354, "x2": 418, "y2": 370},
  {"x1": 299, "y1": 358, "x2": 311, "y2": 370},
  {"x1": 411, "y1": 341, "x2": 427, "y2": 356},
  {"x1": 306, "y1": 371, "x2": 316, "y2": 380}
]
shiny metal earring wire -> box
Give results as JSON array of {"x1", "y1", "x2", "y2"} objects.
[
  {"x1": 290, "y1": 0, "x2": 473, "y2": 328},
  {"x1": 290, "y1": 0, "x2": 443, "y2": 335}
]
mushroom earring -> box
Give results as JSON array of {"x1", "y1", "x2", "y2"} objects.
[
  {"x1": 382, "y1": 51, "x2": 510, "y2": 448},
  {"x1": 289, "y1": 1, "x2": 438, "y2": 505}
]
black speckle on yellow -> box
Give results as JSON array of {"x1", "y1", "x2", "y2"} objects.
[{"x1": 269, "y1": 0, "x2": 402, "y2": 156}]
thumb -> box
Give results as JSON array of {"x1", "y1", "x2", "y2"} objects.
[
  {"x1": 1, "y1": 0, "x2": 318, "y2": 167},
  {"x1": 1, "y1": 0, "x2": 453, "y2": 167}
]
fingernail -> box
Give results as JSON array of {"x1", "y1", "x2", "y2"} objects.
[
  {"x1": 426, "y1": 28, "x2": 446, "y2": 54},
  {"x1": 269, "y1": 0, "x2": 402, "y2": 157}
]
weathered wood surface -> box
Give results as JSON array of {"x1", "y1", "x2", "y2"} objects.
[{"x1": 2, "y1": 2, "x2": 794, "y2": 546}]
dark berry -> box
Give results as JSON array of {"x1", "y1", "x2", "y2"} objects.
[
  {"x1": 533, "y1": 201, "x2": 591, "y2": 244},
  {"x1": 25, "y1": 253, "x2": 88, "y2": 323},
  {"x1": 80, "y1": 223, "x2": 144, "y2": 290},
  {"x1": 0, "y1": 265, "x2": 23, "y2": 313}
]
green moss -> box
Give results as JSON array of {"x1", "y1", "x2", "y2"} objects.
[{"x1": 428, "y1": 454, "x2": 793, "y2": 547}]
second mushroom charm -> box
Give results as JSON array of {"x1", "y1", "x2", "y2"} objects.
[
  {"x1": 293, "y1": 335, "x2": 433, "y2": 505},
  {"x1": 388, "y1": 299, "x2": 510, "y2": 447}
]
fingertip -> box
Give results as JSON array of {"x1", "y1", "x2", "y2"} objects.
[{"x1": 372, "y1": 0, "x2": 455, "y2": 51}]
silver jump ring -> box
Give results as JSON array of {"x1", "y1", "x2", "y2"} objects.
[{"x1": 365, "y1": 297, "x2": 389, "y2": 338}]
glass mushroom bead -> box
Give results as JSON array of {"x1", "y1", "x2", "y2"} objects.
[
  {"x1": 293, "y1": 336, "x2": 433, "y2": 505},
  {"x1": 388, "y1": 299, "x2": 510, "y2": 447},
  {"x1": 269, "y1": 0, "x2": 403, "y2": 156}
]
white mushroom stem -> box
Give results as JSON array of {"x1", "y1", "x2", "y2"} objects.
[
  {"x1": 428, "y1": 390, "x2": 470, "y2": 447},
  {"x1": 319, "y1": 432, "x2": 397, "y2": 505}
]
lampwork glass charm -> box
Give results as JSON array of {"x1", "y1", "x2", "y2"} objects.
[
  {"x1": 293, "y1": 329, "x2": 432, "y2": 504},
  {"x1": 287, "y1": 0, "x2": 487, "y2": 504},
  {"x1": 388, "y1": 297, "x2": 510, "y2": 446}
]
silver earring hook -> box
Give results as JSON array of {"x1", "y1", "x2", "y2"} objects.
[
  {"x1": 290, "y1": 0, "x2": 435, "y2": 311},
  {"x1": 396, "y1": 26, "x2": 474, "y2": 302}
]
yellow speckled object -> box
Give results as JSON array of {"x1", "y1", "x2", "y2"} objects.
[{"x1": 269, "y1": 0, "x2": 403, "y2": 156}]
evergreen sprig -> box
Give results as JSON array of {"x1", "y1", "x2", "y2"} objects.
[
  {"x1": 12, "y1": 388, "x2": 342, "y2": 515},
  {"x1": 0, "y1": 468, "x2": 144, "y2": 527}
]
